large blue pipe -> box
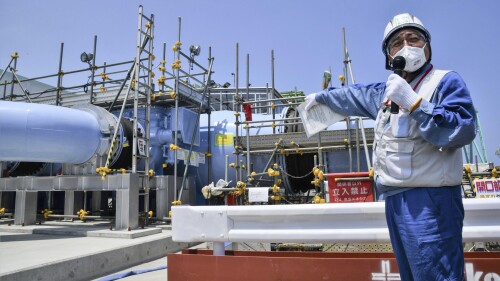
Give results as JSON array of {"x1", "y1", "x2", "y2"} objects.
[{"x1": 0, "y1": 101, "x2": 102, "y2": 164}]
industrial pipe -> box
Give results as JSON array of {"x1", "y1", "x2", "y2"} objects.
[{"x1": 0, "y1": 101, "x2": 120, "y2": 164}]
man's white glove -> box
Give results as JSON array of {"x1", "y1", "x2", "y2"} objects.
[
  {"x1": 385, "y1": 74, "x2": 423, "y2": 112},
  {"x1": 303, "y1": 93, "x2": 318, "y2": 111}
]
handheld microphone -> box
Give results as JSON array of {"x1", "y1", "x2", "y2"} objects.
[{"x1": 390, "y1": 56, "x2": 406, "y2": 114}]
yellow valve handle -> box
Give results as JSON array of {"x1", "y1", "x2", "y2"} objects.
[
  {"x1": 172, "y1": 200, "x2": 182, "y2": 206},
  {"x1": 148, "y1": 211, "x2": 153, "y2": 218},
  {"x1": 148, "y1": 169, "x2": 155, "y2": 177},
  {"x1": 0, "y1": 207, "x2": 5, "y2": 215}
]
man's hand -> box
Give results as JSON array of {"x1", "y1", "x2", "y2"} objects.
[
  {"x1": 303, "y1": 93, "x2": 318, "y2": 111},
  {"x1": 385, "y1": 74, "x2": 422, "y2": 112}
]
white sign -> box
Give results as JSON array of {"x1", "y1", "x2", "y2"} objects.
[{"x1": 248, "y1": 188, "x2": 269, "y2": 203}]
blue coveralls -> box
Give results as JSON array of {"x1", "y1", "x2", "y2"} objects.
[{"x1": 314, "y1": 64, "x2": 477, "y2": 280}]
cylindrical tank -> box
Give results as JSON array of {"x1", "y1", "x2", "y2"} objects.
[{"x1": 0, "y1": 101, "x2": 102, "y2": 164}]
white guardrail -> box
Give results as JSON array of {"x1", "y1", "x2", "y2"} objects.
[{"x1": 172, "y1": 199, "x2": 500, "y2": 255}]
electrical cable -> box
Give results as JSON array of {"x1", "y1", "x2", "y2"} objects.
[{"x1": 97, "y1": 265, "x2": 167, "y2": 281}]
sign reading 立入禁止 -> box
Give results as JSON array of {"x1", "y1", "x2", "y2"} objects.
[
  {"x1": 474, "y1": 179, "x2": 500, "y2": 198},
  {"x1": 327, "y1": 172, "x2": 375, "y2": 203}
]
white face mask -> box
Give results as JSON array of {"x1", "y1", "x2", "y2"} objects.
[{"x1": 391, "y1": 43, "x2": 427, "y2": 72}]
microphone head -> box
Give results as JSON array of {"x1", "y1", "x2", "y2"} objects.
[{"x1": 393, "y1": 56, "x2": 406, "y2": 70}]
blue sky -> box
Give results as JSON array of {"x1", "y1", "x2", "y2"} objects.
[{"x1": 1, "y1": 0, "x2": 498, "y2": 163}]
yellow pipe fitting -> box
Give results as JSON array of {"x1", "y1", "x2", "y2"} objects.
[
  {"x1": 271, "y1": 103, "x2": 275, "y2": 109},
  {"x1": 169, "y1": 144, "x2": 180, "y2": 150},
  {"x1": 205, "y1": 152, "x2": 213, "y2": 157},
  {"x1": 11, "y1": 53, "x2": 19, "y2": 59},
  {"x1": 175, "y1": 41, "x2": 182, "y2": 46},
  {"x1": 121, "y1": 168, "x2": 126, "y2": 174},
  {"x1": 151, "y1": 94, "x2": 156, "y2": 102},
  {"x1": 241, "y1": 165, "x2": 246, "y2": 171},
  {"x1": 251, "y1": 171, "x2": 257, "y2": 176},
  {"x1": 172, "y1": 45, "x2": 178, "y2": 52},
  {"x1": 290, "y1": 141, "x2": 295, "y2": 145},
  {"x1": 59, "y1": 70, "x2": 65, "y2": 76},
  {"x1": 243, "y1": 125, "x2": 249, "y2": 129},
  {"x1": 162, "y1": 163, "x2": 168, "y2": 168},
  {"x1": 77, "y1": 209, "x2": 88, "y2": 221},
  {"x1": 159, "y1": 66, "x2": 166, "y2": 71},
  {"x1": 285, "y1": 152, "x2": 290, "y2": 156},
  {"x1": 279, "y1": 148, "x2": 285, "y2": 154},
  {"x1": 148, "y1": 210, "x2": 153, "y2": 218},
  {"x1": 273, "y1": 184, "x2": 279, "y2": 193},
  {"x1": 229, "y1": 163, "x2": 236, "y2": 169},
  {"x1": 0, "y1": 207, "x2": 5, "y2": 215},
  {"x1": 170, "y1": 91, "x2": 176, "y2": 99},
  {"x1": 338, "y1": 75, "x2": 345, "y2": 82},
  {"x1": 318, "y1": 170, "x2": 324, "y2": 181},
  {"x1": 151, "y1": 72, "x2": 155, "y2": 78},
  {"x1": 234, "y1": 112, "x2": 240, "y2": 117},
  {"x1": 99, "y1": 86, "x2": 107, "y2": 92},
  {"x1": 267, "y1": 168, "x2": 280, "y2": 177},
  {"x1": 271, "y1": 123, "x2": 276, "y2": 129},
  {"x1": 319, "y1": 198, "x2": 326, "y2": 203},
  {"x1": 145, "y1": 22, "x2": 151, "y2": 28},
  {"x1": 492, "y1": 168, "x2": 498, "y2": 178},
  {"x1": 152, "y1": 55, "x2": 156, "y2": 61},
  {"x1": 369, "y1": 168, "x2": 374, "y2": 178},
  {"x1": 313, "y1": 167, "x2": 319, "y2": 177},
  {"x1": 272, "y1": 195, "x2": 281, "y2": 201},
  {"x1": 148, "y1": 169, "x2": 155, "y2": 177},
  {"x1": 172, "y1": 200, "x2": 182, "y2": 206},
  {"x1": 161, "y1": 60, "x2": 166, "y2": 65},
  {"x1": 277, "y1": 179, "x2": 282, "y2": 185},
  {"x1": 313, "y1": 195, "x2": 321, "y2": 204},
  {"x1": 41, "y1": 209, "x2": 53, "y2": 219}
]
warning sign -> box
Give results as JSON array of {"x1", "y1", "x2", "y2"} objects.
[
  {"x1": 475, "y1": 179, "x2": 500, "y2": 198},
  {"x1": 327, "y1": 172, "x2": 374, "y2": 203}
]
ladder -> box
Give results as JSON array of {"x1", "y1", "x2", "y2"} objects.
[{"x1": 132, "y1": 6, "x2": 154, "y2": 214}]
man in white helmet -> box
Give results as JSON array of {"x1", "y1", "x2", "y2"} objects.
[{"x1": 304, "y1": 13, "x2": 476, "y2": 280}]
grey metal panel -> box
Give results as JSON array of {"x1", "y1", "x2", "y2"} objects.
[
  {"x1": 236, "y1": 129, "x2": 375, "y2": 150},
  {"x1": 55, "y1": 176, "x2": 79, "y2": 191}
]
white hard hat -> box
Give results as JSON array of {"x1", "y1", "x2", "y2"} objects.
[
  {"x1": 382, "y1": 13, "x2": 431, "y2": 54},
  {"x1": 382, "y1": 13, "x2": 431, "y2": 70}
]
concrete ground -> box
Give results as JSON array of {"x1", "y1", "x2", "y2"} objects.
[{"x1": 0, "y1": 223, "x2": 195, "y2": 281}]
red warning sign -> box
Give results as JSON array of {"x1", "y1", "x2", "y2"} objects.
[{"x1": 327, "y1": 172, "x2": 374, "y2": 203}]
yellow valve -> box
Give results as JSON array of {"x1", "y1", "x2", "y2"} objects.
[
  {"x1": 99, "y1": 86, "x2": 107, "y2": 92},
  {"x1": 169, "y1": 144, "x2": 180, "y2": 150},
  {"x1": 121, "y1": 168, "x2": 126, "y2": 174},
  {"x1": 492, "y1": 168, "x2": 498, "y2": 178},
  {"x1": 271, "y1": 103, "x2": 275, "y2": 109},
  {"x1": 338, "y1": 75, "x2": 345, "y2": 82},
  {"x1": 162, "y1": 163, "x2": 168, "y2": 168},
  {"x1": 234, "y1": 112, "x2": 240, "y2": 117},
  {"x1": 273, "y1": 185, "x2": 279, "y2": 193},
  {"x1": 148, "y1": 210, "x2": 153, "y2": 218},
  {"x1": 272, "y1": 195, "x2": 281, "y2": 201},
  {"x1": 41, "y1": 209, "x2": 53, "y2": 219},
  {"x1": 148, "y1": 169, "x2": 155, "y2": 177},
  {"x1": 267, "y1": 168, "x2": 280, "y2": 177},
  {"x1": 11, "y1": 53, "x2": 19, "y2": 59},
  {"x1": 319, "y1": 198, "x2": 326, "y2": 204},
  {"x1": 313, "y1": 195, "x2": 321, "y2": 204},
  {"x1": 0, "y1": 207, "x2": 5, "y2": 215},
  {"x1": 313, "y1": 167, "x2": 319, "y2": 177},
  {"x1": 241, "y1": 165, "x2": 246, "y2": 171},
  {"x1": 369, "y1": 168, "x2": 374, "y2": 178},
  {"x1": 175, "y1": 41, "x2": 182, "y2": 46},
  {"x1": 172, "y1": 200, "x2": 182, "y2": 206},
  {"x1": 318, "y1": 170, "x2": 325, "y2": 181},
  {"x1": 229, "y1": 163, "x2": 236, "y2": 169},
  {"x1": 77, "y1": 209, "x2": 88, "y2": 221},
  {"x1": 159, "y1": 66, "x2": 166, "y2": 71},
  {"x1": 170, "y1": 91, "x2": 176, "y2": 99},
  {"x1": 145, "y1": 22, "x2": 151, "y2": 28}
]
